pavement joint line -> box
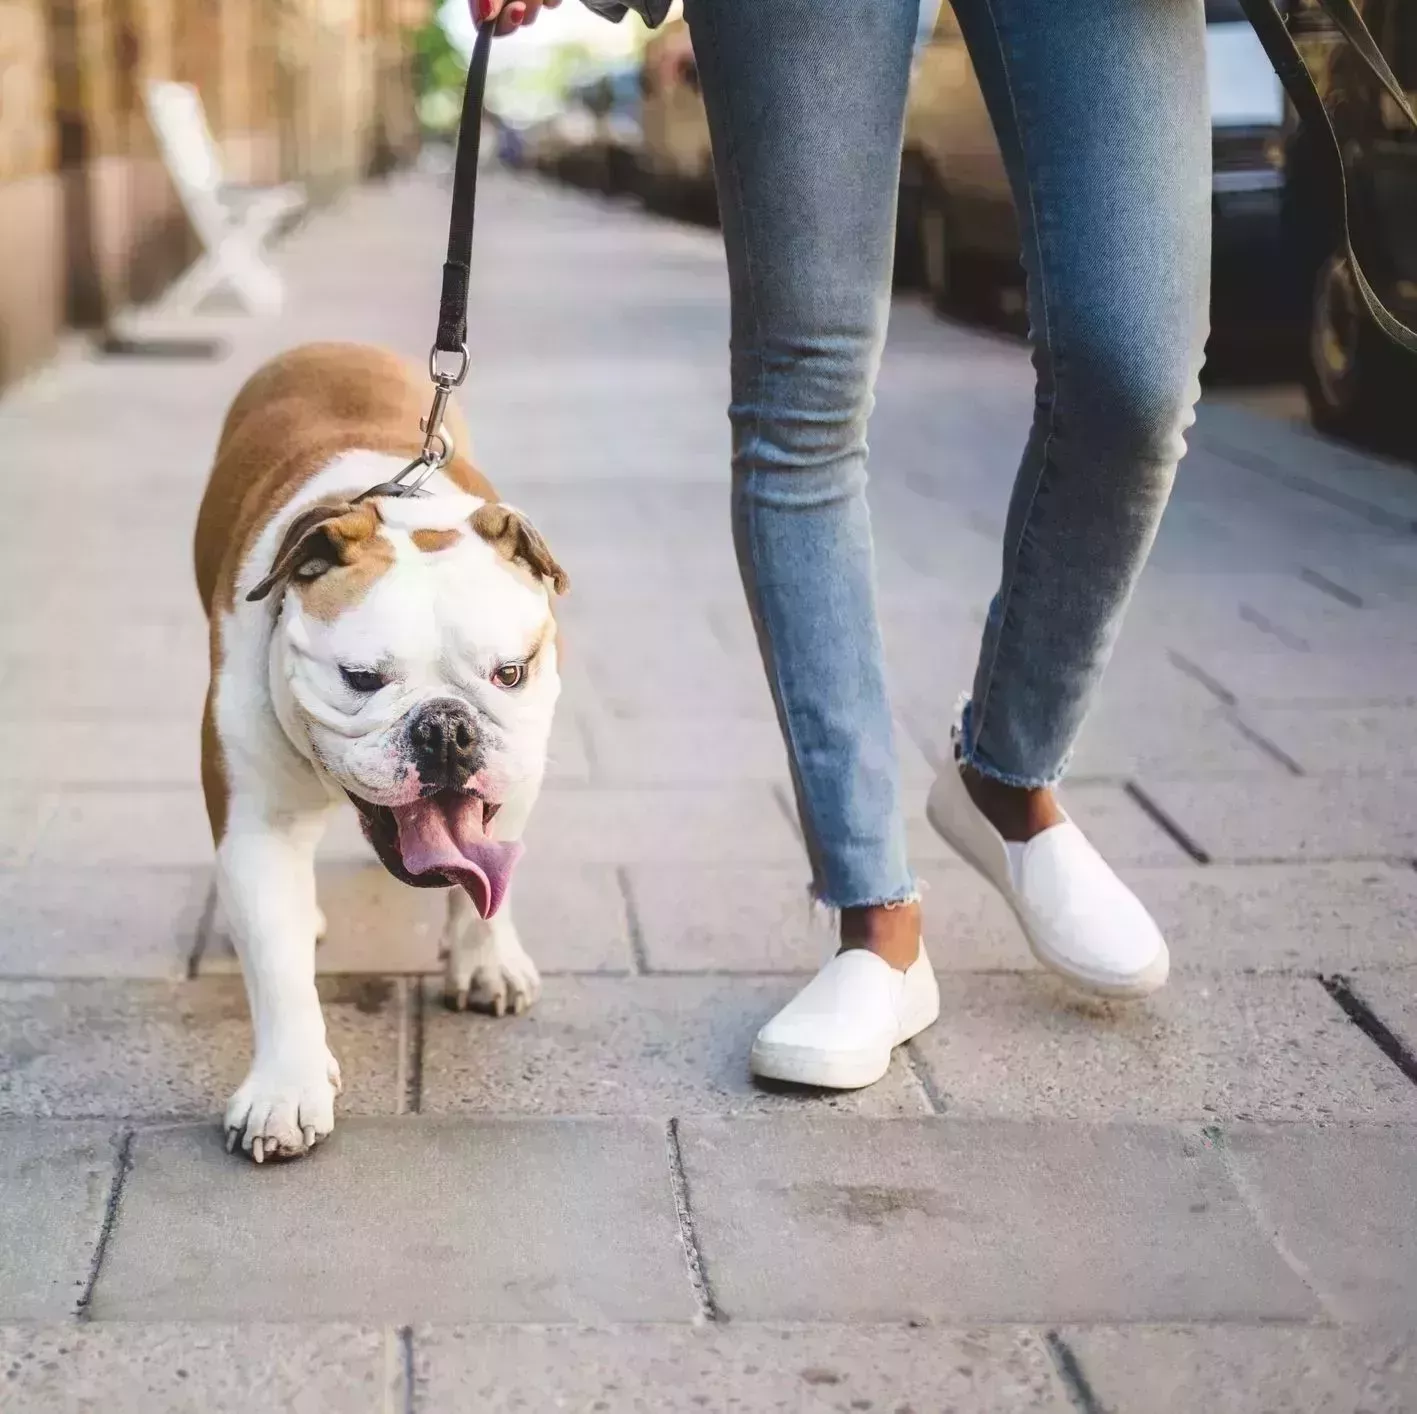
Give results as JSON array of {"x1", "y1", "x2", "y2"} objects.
[
  {"x1": 665, "y1": 1117, "x2": 721, "y2": 1323},
  {"x1": 75, "y1": 1127, "x2": 133, "y2": 1321},
  {"x1": 903, "y1": 1042, "x2": 947, "y2": 1114},
  {"x1": 403, "y1": 978, "x2": 425, "y2": 1115},
  {"x1": 1165, "y1": 650, "x2": 1238, "y2": 707},
  {"x1": 615, "y1": 867, "x2": 650, "y2": 975},
  {"x1": 1225, "y1": 712, "x2": 1307, "y2": 777},
  {"x1": 1238, "y1": 602, "x2": 1310, "y2": 652},
  {"x1": 186, "y1": 880, "x2": 217, "y2": 981},
  {"x1": 1044, "y1": 1330, "x2": 1105, "y2": 1414},
  {"x1": 1320, "y1": 975, "x2": 1417, "y2": 1088},
  {"x1": 1300, "y1": 567, "x2": 1365, "y2": 609},
  {"x1": 396, "y1": 1325, "x2": 415, "y2": 1414},
  {"x1": 1122, "y1": 782, "x2": 1212, "y2": 865}
]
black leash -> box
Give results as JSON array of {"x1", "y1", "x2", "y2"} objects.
[
  {"x1": 356, "y1": 20, "x2": 496, "y2": 504},
  {"x1": 1238, "y1": 0, "x2": 1417, "y2": 354}
]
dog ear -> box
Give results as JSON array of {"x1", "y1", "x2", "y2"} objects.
[
  {"x1": 471, "y1": 502, "x2": 569, "y2": 595},
  {"x1": 246, "y1": 501, "x2": 382, "y2": 603}
]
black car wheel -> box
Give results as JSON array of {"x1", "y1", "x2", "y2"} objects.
[
  {"x1": 1304, "y1": 253, "x2": 1412, "y2": 451},
  {"x1": 894, "y1": 155, "x2": 925, "y2": 290},
  {"x1": 917, "y1": 178, "x2": 954, "y2": 314}
]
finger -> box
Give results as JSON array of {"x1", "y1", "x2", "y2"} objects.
[
  {"x1": 474, "y1": 0, "x2": 505, "y2": 21},
  {"x1": 520, "y1": 0, "x2": 544, "y2": 24},
  {"x1": 495, "y1": 1, "x2": 527, "y2": 33}
]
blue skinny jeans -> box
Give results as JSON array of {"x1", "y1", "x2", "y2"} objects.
[{"x1": 683, "y1": 0, "x2": 1211, "y2": 908}]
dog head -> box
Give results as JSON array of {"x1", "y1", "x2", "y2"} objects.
[{"x1": 248, "y1": 491, "x2": 567, "y2": 919}]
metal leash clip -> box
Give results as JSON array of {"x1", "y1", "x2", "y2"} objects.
[{"x1": 352, "y1": 343, "x2": 470, "y2": 503}]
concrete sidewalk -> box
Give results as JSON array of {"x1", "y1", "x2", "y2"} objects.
[{"x1": 1, "y1": 171, "x2": 1416, "y2": 1412}]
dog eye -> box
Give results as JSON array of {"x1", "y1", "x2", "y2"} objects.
[
  {"x1": 492, "y1": 662, "x2": 525, "y2": 690},
  {"x1": 340, "y1": 667, "x2": 386, "y2": 694}
]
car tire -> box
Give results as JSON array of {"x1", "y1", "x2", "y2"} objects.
[
  {"x1": 1304, "y1": 253, "x2": 1412, "y2": 451},
  {"x1": 894, "y1": 155, "x2": 925, "y2": 290},
  {"x1": 917, "y1": 178, "x2": 955, "y2": 315}
]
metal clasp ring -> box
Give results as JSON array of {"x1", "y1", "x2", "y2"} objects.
[{"x1": 429, "y1": 343, "x2": 470, "y2": 388}]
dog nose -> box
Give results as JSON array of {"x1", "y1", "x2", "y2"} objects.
[{"x1": 408, "y1": 700, "x2": 481, "y2": 787}]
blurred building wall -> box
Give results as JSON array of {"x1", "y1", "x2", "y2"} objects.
[{"x1": 0, "y1": 0, "x2": 431, "y2": 388}]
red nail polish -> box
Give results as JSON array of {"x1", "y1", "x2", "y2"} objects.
[
  {"x1": 509, "y1": 2, "x2": 526, "y2": 21},
  {"x1": 477, "y1": 0, "x2": 495, "y2": 21}
]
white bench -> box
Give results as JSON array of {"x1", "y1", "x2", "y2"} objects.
[{"x1": 144, "y1": 80, "x2": 306, "y2": 315}]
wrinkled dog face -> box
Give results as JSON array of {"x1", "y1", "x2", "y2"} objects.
[{"x1": 249, "y1": 492, "x2": 566, "y2": 917}]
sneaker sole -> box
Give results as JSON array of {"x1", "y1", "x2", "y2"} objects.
[{"x1": 925, "y1": 792, "x2": 1169, "y2": 1000}]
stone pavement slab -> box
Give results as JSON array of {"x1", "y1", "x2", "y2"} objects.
[
  {"x1": 1123, "y1": 862, "x2": 1417, "y2": 973},
  {"x1": 0, "y1": 1123, "x2": 117, "y2": 1319},
  {"x1": 525, "y1": 786, "x2": 804, "y2": 865},
  {"x1": 676, "y1": 1117, "x2": 1317, "y2": 1323},
  {"x1": 1224, "y1": 1123, "x2": 1417, "y2": 1324},
  {"x1": 909, "y1": 975, "x2": 1417, "y2": 1123},
  {"x1": 1238, "y1": 704, "x2": 1417, "y2": 775},
  {"x1": 0, "y1": 866, "x2": 207, "y2": 978},
  {"x1": 91, "y1": 1119, "x2": 696, "y2": 1324},
  {"x1": 1170, "y1": 645, "x2": 1417, "y2": 707},
  {"x1": 0, "y1": 719, "x2": 202, "y2": 787},
  {"x1": 411, "y1": 1323, "x2": 1069, "y2": 1412},
  {"x1": 0, "y1": 1323, "x2": 396, "y2": 1414},
  {"x1": 31, "y1": 788, "x2": 213, "y2": 870},
  {"x1": 0, "y1": 978, "x2": 404, "y2": 1119},
  {"x1": 1067, "y1": 1325, "x2": 1417, "y2": 1414},
  {"x1": 583, "y1": 714, "x2": 936, "y2": 787},
  {"x1": 0, "y1": 789, "x2": 57, "y2": 868},
  {"x1": 419, "y1": 976, "x2": 932, "y2": 1118},
  {"x1": 1137, "y1": 777, "x2": 1417, "y2": 862}
]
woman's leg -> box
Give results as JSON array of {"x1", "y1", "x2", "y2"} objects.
[
  {"x1": 923, "y1": 0, "x2": 1210, "y2": 998},
  {"x1": 950, "y1": 0, "x2": 1212, "y2": 789},
  {"x1": 685, "y1": 0, "x2": 922, "y2": 958}
]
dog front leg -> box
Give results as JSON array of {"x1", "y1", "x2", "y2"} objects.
[
  {"x1": 218, "y1": 808, "x2": 340, "y2": 1161},
  {"x1": 442, "y1": 885, "x2": 541, "y2": 1017}
]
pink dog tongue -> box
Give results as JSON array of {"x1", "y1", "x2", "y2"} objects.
[{"x1": 392, "y1": 795, "x2": 523, "y2": 919}]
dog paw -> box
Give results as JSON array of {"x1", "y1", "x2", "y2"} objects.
[
  {"x1": 224, "y1": 1050, "x2": 342, "y2": 1163},
  {"x1": 444, "y1": 937, "x2": 541, "y2": 1017}
]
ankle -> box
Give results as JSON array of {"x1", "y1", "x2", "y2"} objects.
[
  {"x1": 838, "y1": 900, "x2": 921, "y2": 971},
  {"x1": 959, "y1": 762, "x2": 1065, "y2": 843}
]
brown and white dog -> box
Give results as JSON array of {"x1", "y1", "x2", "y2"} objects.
[{"x1": 196, "y1": 343, "x2": 566, "y2": 1162}]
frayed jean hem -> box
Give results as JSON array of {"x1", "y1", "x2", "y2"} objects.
[{"x1": 958, "y1": 697, "x2": 1066, "y2": 791}]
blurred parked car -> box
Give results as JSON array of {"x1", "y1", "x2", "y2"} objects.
[
  {"x1": 638, "y1": 18, "x2": 717, "y2": 223},
  {"x1": 556, "y1": 64, "x2": 645, "y2": 197},
  {"x1": 898, "y1": 3, "x2": 1306, "y2": 347},
  {"x1": 1293, "y1": 0, "x2": 1416, "y2": 450}
]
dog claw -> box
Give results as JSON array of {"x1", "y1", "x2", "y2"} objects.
[
  {"x1": 303, "y1": 1125, "x2": 317, "y2": 1150},
  {"x1": 253, "y1": 1137, "x2": 265, "y2": 1164}
]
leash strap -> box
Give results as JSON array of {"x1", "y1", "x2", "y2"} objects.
[
  {"x1": 435, "y1": 18, "x2": 495, "y2": 361},
  {"x1": 1237, "y1": 0, "x2": 1417, "y2": 354},
  {"x1": 358, "y1": 20, "x2": 495, "y2": 505}
]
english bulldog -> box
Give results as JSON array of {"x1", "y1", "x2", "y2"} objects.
[{"x1": 195, "y1": 342, "x2": 566, "y2": 1162}]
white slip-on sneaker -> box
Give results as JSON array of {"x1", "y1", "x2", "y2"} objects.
[
  {"x1": 750, "y1": 943, "x2": 940, "y2": 1090},
  {"x1": 925, "y1": 751, "x2": 1169, "y2": 998}
]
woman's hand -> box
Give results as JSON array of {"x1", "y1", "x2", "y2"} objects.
[{"x1": 472, "y1": 0, "x2": 561, "y2": 35}]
